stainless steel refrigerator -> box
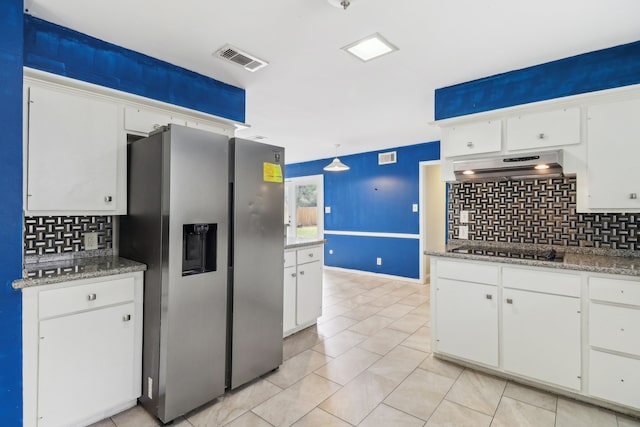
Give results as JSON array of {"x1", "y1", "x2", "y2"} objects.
[{"x1": 120, "y1": 124, "x2": 284, "y2": 423}]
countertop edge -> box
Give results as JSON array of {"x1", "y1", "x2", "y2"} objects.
[
  {"x1": 285, "y1": 239, "x2": 328, "y2": 250},
  {"x1": 426, "y1": 250, "x2": 640, "y2": 277}
]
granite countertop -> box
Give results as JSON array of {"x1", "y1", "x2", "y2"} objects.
[
  {"x1": 285, "y1": 238, "x2": 328, "y2": 250},
  {"x1": 425, "y1": 240, "x2": 640, "y2": 276},
  {"x1": 12, "y1": 253, "x2": 147, "y2": 289}
]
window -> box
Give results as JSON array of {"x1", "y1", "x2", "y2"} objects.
[{"x1": 285, "y1": 175, "x2": 324, "y2": 241}]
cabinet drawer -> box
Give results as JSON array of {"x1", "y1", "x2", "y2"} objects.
[
  {"x1": 589, "y1": 302, "x2": 640, "y2": 356},
  {"x1": 441, "y1": 120, "x2": 502, "y2": 158},
  {"x1": 590, "y1": 276, "x2": 640, "y2": 306},
  {"x1": 436, "y1": 259, "x2": 498, "y2": 285},
  {"x1": 503, "y1": 267, "x2": 580, "y2": 297},
  {"x1": 589, "y1": 350, "x2": 640, "y2": 409},
  {"x1": 284, "y1": 251, "x2": 296, "y2": 268},
  {"x1": 506, "y1": 108, "x2": 580, "y2": 151},
  {"x1": 39, "y1": 277, "x2": 135, "y2": 319},
  {"x1": 297, "y1": 246, "x2": 323, "y2": 265}
]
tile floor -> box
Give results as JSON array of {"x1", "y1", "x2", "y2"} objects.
[{"x1": 92, "y1": 269, "x2": 640, "y2": 427}]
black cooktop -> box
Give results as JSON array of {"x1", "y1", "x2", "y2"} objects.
[{"x1": 448, "y1": 246, "x2": 564, "y2": 262}]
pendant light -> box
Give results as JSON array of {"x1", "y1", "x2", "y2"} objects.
[{"x1": 323, "y1": 144, "x2": 350, "y2": 172}]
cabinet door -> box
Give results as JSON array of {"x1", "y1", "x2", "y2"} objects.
[
  {"x1": 589, "y1": 350, "x2": 640, "y2": 409},
  {"x1": 587, "y1": 99, "x2": 640, "y2": 210},
  {"x1": 441, "y1": 120, "x2": 501, "y2": 158},
  {"x1": 27, "y1": 86, "x2": 121, "y2": 213},
  {"x1": 435, "y1": 278, "x2": 498, "y2": 367},
  {"x1": 38, "y1": 303, "x2": 136, "y2": 427},
  {"x1": 124, "y1": 107, "x2": 174, "y2": 134},
  {"x1": 296, "y1": 260, "x2": 323, "y2": 326},
  {"x1": 283, "y1": 266, "x2": 297, "y2": 334},
  {"x1": 506, "y1": 108, "x2": 580, "y2": 151},
  {"x1": 503, "y1": 289, "x2": 581, "y2": 390}
]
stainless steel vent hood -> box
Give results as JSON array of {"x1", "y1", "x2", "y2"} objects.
[{"x1": 453, "y1": 150, "x2": 563, "y2": 181}]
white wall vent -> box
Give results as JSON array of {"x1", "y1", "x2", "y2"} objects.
[
  {"x1": 378, "y1": 151, "x2": 397, "y2": 165},
  {"x1": 214, "y1": 44, "x2": 269, "y2": 72}
]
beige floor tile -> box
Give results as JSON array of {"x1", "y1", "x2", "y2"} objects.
[
  {"x1": 399, "y1": 292, "x2": 430, "y2": 307},
  {"x1": 410, "y1": 303, "x2": 429, "y2": 317},
  {"x1": 323, "y1": 294, "x2": 347, "y2": 307},
  {"x1": 358, "y1": 328, "x2": 410, "y2": 355},
  {"x1": 283, "y1": 328, "x2": 322, "y2": 360},
  {"x1": 359, "y1": 403, "x2": 425, "y2": 427},
  {"x1": 348, "y1": 314, "x2": 395, "y2": 336},
  {"x1": 312, "y1": 329, "x2": 368, "y2": 357},
  {"x1": 111, "y1": 405, "x2": 160, "y2": 427},
  {"x1": 618, "y1": 416, "x2": 640, "y2": 427},
  {"x1": 187, "y1": 379, "x2": 281, "y2": 426},
  {"x1": 265, "y1": 349, "x2": 331, "y2": 389},
  {"x1": 291, "y1": 408, "x2": 351, "y2": 427},
  {"x1": 319, "y1": 370, "x2": 397, "y2": 425},
  {"x1": 369, "y1": 294, "x2": 403, "y2": 308},
  {"x1": 445, "y1": 369, "x2": 506, "y2": 416},
  {"x1": 367, "y1": 345, "x2": 429, "y2": 384},
  {"x1": 225, "y1": 411, "x2": 273, "y2": 427},
  {"x1": 555, "y1": 398, "x2": 618, "y2": 427},
  {"x1": 425, "y1": 400, "x2": 492, "y2": 427},
  {"x1": 388, "y1": 313, "x2": 428, "y2": 334},
  {"x1": 419, "y1": 354, "x2": 463, "y2": 380},
  {"x1": 346, "y1": 294, "x2": 377, "y2": 306},
  {"x1": 402, "y1": 326, "x2": 431, "y2": 352},
  {"x1": 502, "y1": 382, "x2": 557, "y2": 412},
  {"x1": 316, "y1": 316, "x2": 359, "y2": 338},
  {"x1": 377, "y1": 303, "x2": 416, "y2": 319},
  {"x1": 314, "y1": 347, "x2": 381, "y2": 385},
  {"x1": 491, "y1": 396, "x2": 555, "y2": 427},
  {"x1": 317, "y1": 303, "x2": 351, "y2": 324},
  {"x1": 361, "y1": 287, "x2": 392, "y2": 299},
  {"x1": 171, "y1": 417, "x2": 194, "y2": 427},
  {"x1": 89, "y1": 419, "x2": 117, "y2": 427},
  {"x1": 253, "y1": 373, "x2": 341, "y2": 427},
  {"x1": 384, "y1": 369, "x2": 455, "y2": 421},
  {"x1": 341, "y1": 304, "x2": 383, "y2": 321},
  {"x1": 389, "y1": 286, "x2": 419, "y2": 298}
]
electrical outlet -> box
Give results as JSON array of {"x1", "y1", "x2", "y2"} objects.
[
  {"x1": 84, "y1": 232, "x2": 99, "y2": 250},
  {"x1": 329, "y1": 249, "x2": 334, "y2": 254},
  {"x1": 458, "y1": 225, "x2": 468, "y2": 240},
  {"x1": 325, "y1": 206, "x2": 331, "y2": 214},
  {"x1": 376, "y1": 257, "x2": 382, "y2": 266},
  {"x1": 460, "y1": 210, "x2": 469, "y2": 224},
  {"x1": 412, "y1": 203, "x2": 418, "y2": 212}
]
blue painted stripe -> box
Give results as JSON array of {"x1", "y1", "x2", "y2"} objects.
[
  {"x1": 24, "y1": 15, "x2": 246, "y2": 123},
  {"x1": 0, "y1": 1, "x2": 24, "y2": 425},
  {"x1": 435, "y1": 40, "x2": 640, "y2": 120}
]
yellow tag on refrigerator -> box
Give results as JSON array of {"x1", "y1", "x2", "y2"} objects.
[{"x1": 263, "y1": 162, "x2": 283, "y2": 183}]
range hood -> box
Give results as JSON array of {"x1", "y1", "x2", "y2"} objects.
[{"x1": 453, "y1": 150, "x2": 563, "y2": 181}]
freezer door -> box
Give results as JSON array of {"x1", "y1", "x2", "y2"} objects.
[{"x1": 229, "y1": 138, "x2": 285, "y2": 389}]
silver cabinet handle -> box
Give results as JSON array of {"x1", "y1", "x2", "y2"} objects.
[
  {"x1": 485, "y1": 294, "x2": 493, "y2": 300},
  {"x1": 123, "y1": 314, "x2": 131, "y2": 322},
  {"x1": 104, "y1": 195, "x2": 113, "y2": 202},
  {"x1": 308, "y1": 253, "x2": 314, "y2": 258},
  {"x1": 506, "y1": 298, "x2": 513, "y2": 304},
  {"x1": 291, "y1": 273, "x2": 297, "y2": 277},
  {"x1": 630, "y1": 193, "x2": 637, "y2": 200},
  {"x1": 538, "y1": 133, "x2": 546, "y2": 139},
  {"x1": 466, "y1": 141, "x2": 474, "y2": 148},
  {"x1": 299, "y1": 271, "x2": 305, "y2": 276},
  {"x1": 87, "y1": 293, "x2": 97, "y2": 301}
]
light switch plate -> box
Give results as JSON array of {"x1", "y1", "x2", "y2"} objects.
[
  {"x1": 460, "y1": 210, "x2": 469, "y2": 224},
  {"x1": 376, "y1": 257, "x2": 382, "y2": 266},
  {"x1": 325, "y1": 206, "x2": 331, "y2": 214},
  {"x1": 84, "y1": 232, "x2": 99, "y2": 250},
  {"x1": 458, "y1": 225, "x2": 468, "y2": 240},
  {"x1": 412, "y1": 203, "x2": 419, "y2": 212}
]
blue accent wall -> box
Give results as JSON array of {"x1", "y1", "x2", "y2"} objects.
[
  {"x1": 287, "y1": 142, "x2": 440, "y2": 279},
  {"x1": 0, "y1": 1, "x2": 23, "y2": 425},
  {"x1": 435, "y1": 40, "x2": 640, "y2": 120},
  {"x1": 24, "y1": 15, "x2": 246, "y2": 123}
]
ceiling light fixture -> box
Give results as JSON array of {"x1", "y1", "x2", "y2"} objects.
[
  {"x1": 327, "y1": 0, "x2": 352, "y2": 10},
  {"x1": 323, "y1": 144, "x2": 350, "y2": 172},
  {"x1": 342, "y1": 33, "x2": 399, "y2": 62}
]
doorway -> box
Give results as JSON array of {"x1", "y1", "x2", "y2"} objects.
[
  {"x1": 420, "y1": 162, "x2": 447, "y2": 284},
  {"x1": 284, "y1": 175, "x2": 324, "y2": 241}
]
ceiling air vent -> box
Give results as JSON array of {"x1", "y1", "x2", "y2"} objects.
[
  {"x1": 378, "y1": 151, "x2": 397, "y2": 165},
  {"x1": 214, "y1": 44, "x2": 269, "y2": 72}
]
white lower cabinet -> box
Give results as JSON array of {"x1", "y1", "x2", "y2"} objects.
[
  {"x1": 22, "y1": 273, "x2": 144, "y2": 427},
  {"x1": 283, "y1": 245, "x2": 324, "y2": 337},
  {"x1": 589, "y1": 350, "x2": 640, "y2": 409},
  {"x1": 502, "y1": 288, "x2": 581, "y2": 390}
]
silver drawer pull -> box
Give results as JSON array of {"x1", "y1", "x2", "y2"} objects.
[
  {"x1": 308, "y1": 253, "x2": 314, "y2": 257},
  {"x1": 291, "y1": 273, "x2": 297, "y2": 278},
  {"x1": 466, "y1": 141, "x2": 474, "y2": 148},
  {"x1": 485, "y1": 294, "x2": 493, "y2": 300},
  {"x1": 506, "y1": 298, "x2": 513, "y2": 304},
  {"x1": 630, "y1": 193, "x2": 637, "y2": 200},
  {"x1": 104, "y1": 195, "x2": 113, "y2": 203},
  {"x1": 123, "y1": 314, "x2": 131, "y2": 322},
  {"x1": 87, "y1": 293, "x2": 97, "y2": 301},
  {"x1": 538, "y1": 133, "x2": 546, "y2": 139},
  {"x1": 299, "y1": 271, "x2": 305, "y2": 276}
]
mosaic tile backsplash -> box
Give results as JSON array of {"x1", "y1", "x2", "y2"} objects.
[
  {"x1": 448, "y1": 176, "x2": 640, "y2": 250},
  {"x1": 24, "y1": 215, "x2": 113, "y2": 257}
]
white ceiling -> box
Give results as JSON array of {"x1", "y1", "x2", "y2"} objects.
[{"x1": 25, "y1": 0, "x2": 640, "y2": 163}]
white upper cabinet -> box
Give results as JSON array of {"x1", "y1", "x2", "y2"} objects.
[
  {"x1": 26, "y1": 85, "x2": 126, "y2": 215},
  {"x1": 587, "y1": 98, "x2": 640, "y2": 210},
  {"x1": 440, "y1": 120, "x2": 502, "y2": 158},
  {"x1": 124, "y1": 107, "x2": 175, "y2": 134},
  {"x1": 506, "y1": 108, "x2": 580, "y2": 151}
]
